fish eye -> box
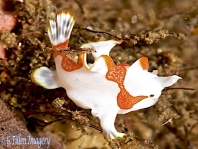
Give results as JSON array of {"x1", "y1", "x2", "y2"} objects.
[{"x1": 150, "y1": 94, "x2": 154, "y2": 97}]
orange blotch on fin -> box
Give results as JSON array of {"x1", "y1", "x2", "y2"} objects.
[
  {"x1": 52, "y1": 39, "x2": 69, "y2": 51},
  {"x1": 56, "y1": 10, "x2": 76, "y2": 21},
  {"x1": 104, "y1": 55, "x2": 148, "y2": 109},
  {"x1": 139, "y1": 57, "x2": 148, "y2": 70},
  {"x1": 54, "y1": 51, "x2": 83, "y2": 71}
]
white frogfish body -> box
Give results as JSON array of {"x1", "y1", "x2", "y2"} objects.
[{"x1": 31, "y1": 10, "x2": 181, "y2": 140}]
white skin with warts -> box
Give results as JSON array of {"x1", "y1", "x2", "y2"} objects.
[
  {"x1": 52, "y1": 41, "x2": 181, "y2": 140},
  {"x1": 33, "y1": 40, "x2": 181, "y2": 140}
]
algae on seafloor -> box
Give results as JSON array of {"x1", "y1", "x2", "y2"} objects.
[{"x1": 0, "y1": 0, "x2": 198, "y2": 149}]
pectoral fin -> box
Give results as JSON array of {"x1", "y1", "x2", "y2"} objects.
[{"x1": 31, "y1": 67, "x2": 62, "y2": 89}]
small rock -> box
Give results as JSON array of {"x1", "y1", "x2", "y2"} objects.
[{"x1": 0, "y1": 13, "x2": 17, "y2": 31}]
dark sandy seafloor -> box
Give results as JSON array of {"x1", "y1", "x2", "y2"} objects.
[{"x1": 0, "y1": 0, "x2": 198, "y2": 149}]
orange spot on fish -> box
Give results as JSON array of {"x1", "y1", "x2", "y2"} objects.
[
  {"x1": 104, "y1": 56, "x2": 148, "y2": 109},
  {"x1": 54, "y1": 51, "x2": 83, "y2": 71},
  {"x1": 139, "y1": 57, "x2": 148, "y2": 70},
  {"x1": 52, "y1": 39, "x2": 69, "y2": 51},
  {"x1": 117, "y1": 88, "x2": 148, "y2": 109}
]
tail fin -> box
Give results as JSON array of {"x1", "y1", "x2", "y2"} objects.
[
  {"x1": 48, "y1": 10, "x2": 76, "y2": 50},
  {"x1": 31, "y1": 67, "x2": 62, "y2": 89}
]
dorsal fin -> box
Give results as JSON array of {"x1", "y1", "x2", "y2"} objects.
[
  {"x1": 80, "y1": 40, "x2": 122, "y2": 60},
  {"x1": 128, "y1": 57, "x2": 149, "y2": 73},
  {"x1": 48, "y1": 10, "x2": 75, "y2": 50},
  {"x1": 139, "y1": 57, "x2": 148, "y2": 70}
]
